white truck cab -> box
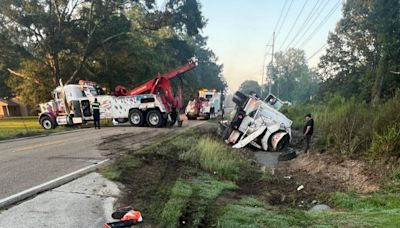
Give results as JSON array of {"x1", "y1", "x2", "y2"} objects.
[{"x1": 220, "y1": 91, "x2": 292, "y2": 151}]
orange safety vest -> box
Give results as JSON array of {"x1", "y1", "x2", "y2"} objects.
[{"x1": 121, "y1": 210, "x2": 143, "y2": 222}]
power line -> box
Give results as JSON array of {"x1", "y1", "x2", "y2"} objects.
[
  {"x1": 284, "y1": 0, "x2": 321, "y2": 51},
  {"x1": 292, "y1": 0, "x2": 330, "y2": 49},
  {"x1": 275, "y1": 0, "x2": 294, "y2": 40},
  {"x1": 307, "y1": 43, "x2": 328, "y2": 61},
  {"x1": 298, "y1": 0, "x2": 341, "y2": 48},
  {"x1": 279, "y1": 0, "x2": 309, "y2": 51},
  {"x1": 273, "y1": 0, "x2": 288, "y2": 35}
]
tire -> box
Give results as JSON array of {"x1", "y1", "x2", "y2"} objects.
[
  {"x1": 146, "y1": 109, "x2": 164, "y2": 128},
  {"x1": 278, "y1": 150, "x2": 297, "y2": 161},
  {"x1": 40, "y1": 116, "x2": 56, "y2": 130},
  {"x1": 232, "y1": 91, "x2": 248, "y2": 107},
  {"x1": 129, "y1": 109, "x2": 144, "y2": 127},
  {"x1": 205, "y1": 113, "x2": 211, "y2": 120}
]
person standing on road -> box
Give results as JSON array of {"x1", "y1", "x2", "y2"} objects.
[
  {"x1": 210, "y1": 105, "x2": 215, "y2": 119},
  {"x1": 303, "y1": 113, "x2": 314, "y2": 153},
  {"x1": 92, "y1": 98, "x2": 101, "y2": 129}
]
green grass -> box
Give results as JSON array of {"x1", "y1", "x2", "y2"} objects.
[
  {"x1": 100, "y1": 155, "x2": 141, "y2": 181},
  {"x1": 217, "y1": 196, "x2": 400, "y2": 228},
  {"x1": 330, "y1": 191, "x2": 400, "y2": 211},
  {"x1": 0, "y1": 116, "x2": 71, "y2": 140},
  {"x1": 180, "y1": 137, "x2": 246, "y2": 180},
  {"x1": 160, "y1": 180, "x2": 193, "y2": 227}
]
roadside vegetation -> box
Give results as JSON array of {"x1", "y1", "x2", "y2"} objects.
[
  {"x1": 0, "y1": 117, "x2": 116, "y2": 140},
  {"x1": 282, "y1": 92, "x2": 400, "y2": 160},
  {"x1": 0, "y1": 116, "x2": 65, "y2": 140},
  {"x1": 101, "y1": 124, "x2": 400, "y2": 227}
]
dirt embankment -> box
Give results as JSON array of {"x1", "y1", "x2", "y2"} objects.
[
  {"x1": 238, "y1": 129, "x2": 382, "y2": 208},
  {"x1": 278, "y1": 153, "x2": 380, "y2": 193}
]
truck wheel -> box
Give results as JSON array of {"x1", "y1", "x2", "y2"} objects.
[
  {"x1": 40, "y1": 116, "x2": 55, "y2": 130},
  {"x1": 129, "y1": 109, "x2": 144, "y2": 127},
  {"x1": 232, "y1": 91, "x2": 248, "y2": 107},
  {"x1": 146, "y1": 110, "x2": 164, "y2": 128}
]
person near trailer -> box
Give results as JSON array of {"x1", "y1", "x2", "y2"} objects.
[
  {"x1": 210, "y1": 105, "x2": 215, "y2": 118},
  {"x1": 92, "y1": 98, "x2": 101, "y2": 129}
]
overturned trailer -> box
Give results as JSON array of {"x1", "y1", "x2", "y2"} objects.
[{"x1": 220, "y1": 91, "x2": 292, "y2": 151}]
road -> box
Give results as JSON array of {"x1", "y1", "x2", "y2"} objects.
[{"x1": 0, "y1": 122, "x2": 199, "y2": 201}]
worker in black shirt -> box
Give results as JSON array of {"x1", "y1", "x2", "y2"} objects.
[
  {"x1": 92, "y1": 98, "x2": 101, "y2": 129},
  {"x1": 303, "y1": 113, "x2": 314, "y2": 153}
]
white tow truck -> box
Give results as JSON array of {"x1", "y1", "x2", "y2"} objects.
[
  {"x1": 185, "y1": 89, "x2": 222, "y2": 119},
  {"x1": 38, "y1": 58, "x2": 198, "y2": 129}
]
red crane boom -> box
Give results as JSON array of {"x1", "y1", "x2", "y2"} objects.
[{"x1": 114, "y1": 58, "x2": 197, "y2": 111}]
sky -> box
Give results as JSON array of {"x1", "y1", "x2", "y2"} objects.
[{"x1": 198, "y1": 0, "x2": 344, "y2": 92}]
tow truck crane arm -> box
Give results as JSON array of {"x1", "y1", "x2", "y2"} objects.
[{"x1": 114, "y1": 58, "x2": 197, "y2": 109}]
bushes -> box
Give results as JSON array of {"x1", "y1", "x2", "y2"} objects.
[
  {"x1": 287, "y1": 93, "x2": 400, "y2": 159},
  {"x1": 369, "y1": 124, "x2": 400, "y2": 159}
]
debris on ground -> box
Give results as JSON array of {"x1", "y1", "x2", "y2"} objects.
[
  {"x1": 310, "y1": 204, "x2": 331, "y2": 211},
  {"x1": 277, "y1": 152, "x2": 380, "y2": 193}
]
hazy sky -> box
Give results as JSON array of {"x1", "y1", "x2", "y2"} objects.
[{"x1": 199, "y1": 0, "x2": 343, "y2": 92}]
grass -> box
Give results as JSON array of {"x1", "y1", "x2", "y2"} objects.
[
  {"x1": 160, "y1": 180, "x2": 193, "y2": 227},
  {"x1": 0, "y1": 116, "x2": 116, "y2": 141},
  {"x1": 101, "y1": 124, "x2": 400, "y2": 227},
  {"x1": 101, "y1": 155, "x2": 141, "y2": 181},
  {"x1": 180, "y1": 137, "x2": 246, "y2": 180},
  {"x1": 217, "y1": 196, "x2": 400, "y2": 228},
  {"x1": 0, "y1": 116, "x2": 71, "y2": 140}
]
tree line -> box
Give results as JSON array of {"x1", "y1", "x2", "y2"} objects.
[
  {"x1": 240, "y1": 0, "x2": 400, "y2": 105},
  {"x1": 0, "y1": 0, "x2": 227, "y2": 112}
]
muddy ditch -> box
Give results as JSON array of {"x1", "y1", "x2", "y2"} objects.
[{"x1": 98, "y1": 123, "x2": 383, "y2": 226}]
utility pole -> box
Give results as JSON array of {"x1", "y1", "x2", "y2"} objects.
[
  {"x1": 262, "y1": 32, "x2": 275, "y2": 98},
  {"x1": 269, "y1": 32, "x2": 275, "y2": 95}
]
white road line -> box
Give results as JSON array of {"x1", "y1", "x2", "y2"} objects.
[{"x1": 0, "y1": 159, "x2": 109, "y2": 209}]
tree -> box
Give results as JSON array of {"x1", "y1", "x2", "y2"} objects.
[
  {"x1": 239, "y1": 80, "x2": 261, "y2": 97},
  {"x1": 0, "y1": 0, "x2": 225, "y2": 110},
  {"x1": 319, "y1": 0, "x2": 400, "y2": 102},
  {"x1": 266, "y1": 48, "x2": 318, "y2": 103}
]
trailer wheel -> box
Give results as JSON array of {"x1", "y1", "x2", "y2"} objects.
[
  {"x1": 146, "y1": 109, "x2": 164, "y2": 128},
  {"x1": 40, "y1": 116, "x2": 55, "y2": 130},
  {"x1": 129, "y1": 109, "x2": 144, "y2": 127}
]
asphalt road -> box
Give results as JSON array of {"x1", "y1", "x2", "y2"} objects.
[{"x1": 0, "y1": 122, "x2": 198, "y2": 200}]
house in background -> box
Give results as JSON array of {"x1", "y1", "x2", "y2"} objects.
[{"x1": 0, "y1": 97, "x2": 29, "y2": 117}]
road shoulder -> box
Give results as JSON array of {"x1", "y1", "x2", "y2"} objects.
[{"x1": 0, "y1": 172, "x2": 119, "y2": 228}]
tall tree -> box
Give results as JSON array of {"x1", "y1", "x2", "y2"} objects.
[
  {"x1": 239, "y1": 80, "x2": 261, "y2": 97},
  {"x1": 267, "y1": 48, "x2": 318, "y2": 103},
  {"x1": 319, "y1": 0, "x2": 400, "y2": 102}
]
